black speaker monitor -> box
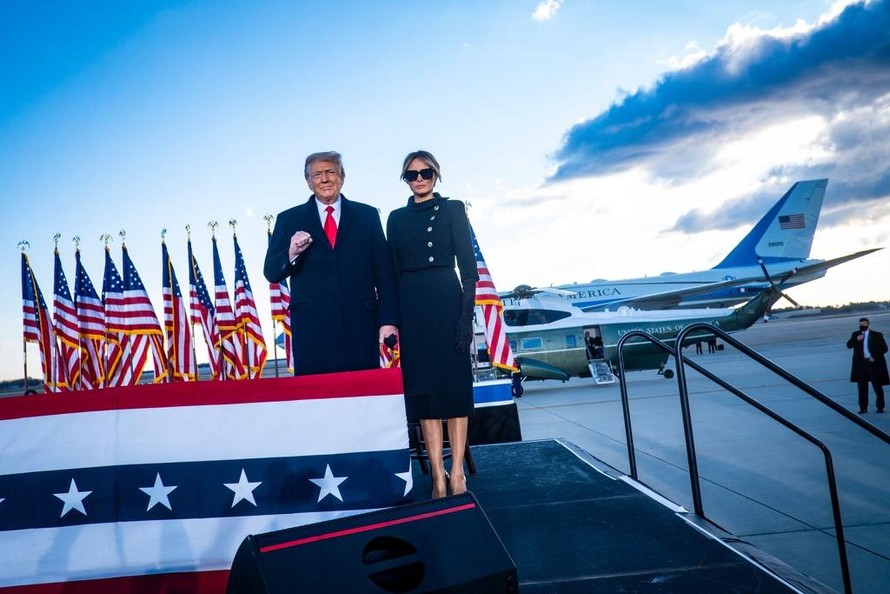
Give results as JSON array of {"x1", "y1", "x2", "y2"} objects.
[{"x1": 227, "y1": 491, "x2": 517, "y2": 593}]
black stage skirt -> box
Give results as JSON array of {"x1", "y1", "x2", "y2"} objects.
[{"x1": 398, "y1": 266, "x2": 474, "y2": 422}]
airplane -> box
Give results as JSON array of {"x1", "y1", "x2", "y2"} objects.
[
  {"x1": 498, "y1": 287, "x2": 782, "y2": 383},
  {"x1": 549, "y1": 179, "x2": 881, "y2": 311}
]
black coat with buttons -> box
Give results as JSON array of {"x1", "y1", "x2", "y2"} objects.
[{"x1": 386, "y1": 194, "x2": 479, "y2": 420}]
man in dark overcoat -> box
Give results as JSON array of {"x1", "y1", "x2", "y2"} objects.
[
  {"x1": 846, "y1": 317, "x2": 888, "y2": 413},
  {"x1": 264, "y1": 151, "x2": 399, "y2": 375}
]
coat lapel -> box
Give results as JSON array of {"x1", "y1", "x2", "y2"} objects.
[{"x1": 307, "y1": 196, "x2": 332, "y2": 250}]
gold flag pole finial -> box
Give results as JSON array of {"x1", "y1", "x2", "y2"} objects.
[
  {"x1": 208, "y1": 220, "x2": 219, "y2": 238},
  {"x1": 73, "y1": 236, "x2": 81, "y2": 250},
  {"x1": 53, "y1": 233, "x2": 61, "y2": 249},
  {"x1": 18, "y1": 240, "x2": 30, "y2": 253},
  {"x1": 229, "y1": 219, "x2": 237, "y2": 237},
  {"x1": 101, "y1": 233, "x2": 113, "y2": 247},
  {"x1": 161, "y1": 228, "x2": 167, "y2": 242},
  {"x1": 119, "y1": 229, "x2": 127, "y2": 246},
  {"x1": 185, "y1": 224, "x2": 191, "y2": 240},
  {"x1": 263, "y1": 214, "x2": 274, "y2": 232}
]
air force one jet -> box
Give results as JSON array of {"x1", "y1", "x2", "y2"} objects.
[{"x1": 550, "y1": 179, "x2": 881, "y2": 311}]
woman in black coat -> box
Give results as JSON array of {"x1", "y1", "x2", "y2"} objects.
[{"x1": 386, "y1": 151, "x2": 479, "y2": 498}]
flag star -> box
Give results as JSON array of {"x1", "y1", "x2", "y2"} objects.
[
  {"x1": 310, "y1": 464, "x2": 348, "y2": 503},
  {"x1": 139, "y1": 473, "x2": 178, "y2": 511},
  {"x1": 395, "y1": 469, "x2": 413, "y2": 497},
  {"x1": 54, "y1": 478, "x2": 92, "y2": 517},
  {"x1": 224, "y1": 469, "x2": 261, "y2": 508}
]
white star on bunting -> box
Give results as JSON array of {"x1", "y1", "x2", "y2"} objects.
[
  {"x1": 309, "y1": 464, "x2": 347, "y2": 502},
  {"x1": 395, "y1": 469, "x2": 413, "y2": 497},
  {"x1": 54, "y1": 478, "x2": 92, "y2": 517},
  {"x1": 139, "y1": 473, "x2": 178, "y2": 511},
  {"x1": 224, "y1": 469, "x2": 261, "y2": 508}
]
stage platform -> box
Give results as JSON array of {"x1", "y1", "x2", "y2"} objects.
[{"x1": 421, "y1": 439, "x2": 833, "y2": 593}]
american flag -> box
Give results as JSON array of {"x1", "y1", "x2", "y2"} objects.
[
  {"x1": 779, "y1": 213, "x2": 806, "y2": 230},
  {"x1": 104, "y1": 247, "x2": 168, "y2": 386},
  {"x1": 53, "y1": 249, "x2": 79, "y2": 391},
  {"x1": 188, "y1": 239, "x2": 221, "y2": 379},
  {"x1": 0, "y1": 369, "x2": 411, "y2": 592},
  {"x1": 233, "y1": 234, "x2": 268, "y2": 379},
  {"x1": 21, "y1": 252, "x2": 56, "y2": 393},
  {"x1": 212, "y1": 237, "x2": 246, "y2": 380},
  {"x1": 74, "y1": 249, "x2": 105, "y2": 390},
  {"x1": 267, "y1": 229, "x2": 294, "y2": 375},
  {"x1": 470, "y1": 226, "x2": 517, "y2": 372},
  {"x1": 162, "y1": 241, "x2": 196, "y2": 381}
]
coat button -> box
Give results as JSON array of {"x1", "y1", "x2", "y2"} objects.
[
  {"x1": 427, "y1": 241, "x2": 433, "y2": 247},
  {"x1": 427, "y1": 227, "x2": 432, "y2": 232},
  {"x1": 429, "y1": 256, "x2": 435, "y2": 262},
  {"x1": 434, "y1": 205, "x2": 439, "y2": 211},
  {"x1": 430, "y1": 215, "x2": 436, "y2": 220}
]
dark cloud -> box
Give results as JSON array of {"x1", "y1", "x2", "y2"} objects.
[
  {"x1": 669, "y1": 182, "x2": 795, "y2": 233},
  {"x1": 551, "y1": 0, "x2": 890, "y2": 184}
]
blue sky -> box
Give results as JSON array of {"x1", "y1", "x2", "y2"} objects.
[{"x1": 3, "y1": 0, "x2": 889, "y2": 381}]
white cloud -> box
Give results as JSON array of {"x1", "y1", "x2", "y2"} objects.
[{"x1": 532, "y1": 0, "x2": 564, "y2": 22}]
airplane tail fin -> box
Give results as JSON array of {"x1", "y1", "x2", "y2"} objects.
[{"x1": 714, "y1": 179, "x2": 827, "y2": 268}]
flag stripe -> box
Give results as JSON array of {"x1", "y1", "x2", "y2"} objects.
[
  {"x1": 471, "y1": 227, "x2": 517, "y2": 371},
  {"x1": 2, "y1": 393, "x2": 407, "y2": 473}
]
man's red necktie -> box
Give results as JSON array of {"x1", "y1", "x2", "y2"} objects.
[{"x1": 324, "y1": 205, "x2": 337, "y2": 248}]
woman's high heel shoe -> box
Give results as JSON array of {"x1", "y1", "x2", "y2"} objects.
[{"x1": 450, "y1": 474, "x2": 467, "y2": 495}]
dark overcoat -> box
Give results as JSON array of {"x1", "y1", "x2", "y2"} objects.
[
  {"x1": 264, "y1": 195, "x2": 399, "y2": 376},
  {"x1": 846, "y1": 329, "x2": 890, "y2": 384}
]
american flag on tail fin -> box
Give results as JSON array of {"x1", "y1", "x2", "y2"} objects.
[
  {"x1": 75, "y1": 249, "x2": 105, "y2": 389},
  {"x1": 162, "y1": 241, "x2": 195, "y2": 381},
  {"x1": 267, "y1": 228, "x2": 294, "y2": 374},
  {"x1": 212, "y1": 236, "x2": 246, "y2": 380},
  {"x1": 469, "y1": 226, "x2": 517, "y2": 372},
  {"x1": 53, "y1": 249, "x2": 79, "y2": 391},
  {"x1": 233, "y1": 234, "x2": 268, "y2": 378},
  {"x1": 21, "y1": 251, "x2": 57, "y2": 393},
  {"x1": 188, "y1": 239, "x2": 221, "y2": 380}
]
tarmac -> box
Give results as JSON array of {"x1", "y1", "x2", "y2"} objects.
[{"x1": 511, "y1": 310, "x2": 890, "y2": 593}]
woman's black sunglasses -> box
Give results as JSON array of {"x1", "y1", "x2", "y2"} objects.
[{"x1": 402, "y1": 168, "x2": 435, "y2": 182}]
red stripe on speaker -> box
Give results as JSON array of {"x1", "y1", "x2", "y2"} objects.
[{"x1": 259, "y1": 502, "x2": 478, "y2": 553}]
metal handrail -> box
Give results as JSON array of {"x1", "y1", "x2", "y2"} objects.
[{"x1": 614, "y1": 323, "x2": 890, "y2": 594}]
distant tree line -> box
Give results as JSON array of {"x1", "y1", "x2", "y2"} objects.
[{"x1": 773, "y1": 300, "x2": 890, "y2": 314}]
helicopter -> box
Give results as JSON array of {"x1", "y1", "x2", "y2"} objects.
[{"x1": 499, "y1": 285, "x2": 782, "y2": 383}]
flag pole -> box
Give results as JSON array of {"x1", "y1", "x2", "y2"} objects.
[
  {"x1": 19, "y1": 240, "x2": 31, "y2": 393},
  {"x1": 119, "y1": 231, "x2": 138, "y2": 385},
  {"x1": 161, "y1": 229, "x2": 175, "y2": 382},
  {"x1": 51, "y1": 234, "x2": 62, "y2": 392},
  {"x1": 185, "y1": 225, "x2": 201, "y2": 380},
  {"x1": 73, "y1": 236, "x2": 85, "y2": 391},
  {"x1": 264, "y1": 214, "x2": 281, "y2": 379},
  {"x1": 209, "y1": 221, "x2": 228, "y2": 380},
  {"x1": 101, "y1": 234, "x2": 113, "y2": 387},
  {"x1": 230, "y1": 219, "x2": 252, "y2": 378}
]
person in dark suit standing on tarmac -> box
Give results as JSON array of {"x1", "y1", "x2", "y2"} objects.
[
  {"x1": 264, "y1": 151, "x2": 399, "y2": 376},
  {"x1": 846, "y1": 317, "x2": 888, "y2": 413}
]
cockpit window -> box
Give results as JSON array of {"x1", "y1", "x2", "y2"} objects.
[{"x1": 503, "y1": 308, "x2": 571, "y2": 327}]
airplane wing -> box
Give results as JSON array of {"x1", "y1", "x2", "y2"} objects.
[{"x1": 576, "y1": 276, "x2": 764, "y2": 312}]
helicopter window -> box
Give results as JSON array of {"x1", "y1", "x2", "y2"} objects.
[
  {"x1": 503, "y1": 308, "x2": 571, "y2": 327},
  {"x1": 565, "y1": 335, "x2": 577, "y2": 348},
  {"x1": 520, "y1": 337, "x2": 544, "y2": 350}
]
